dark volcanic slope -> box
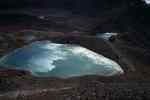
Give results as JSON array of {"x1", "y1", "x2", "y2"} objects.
[
  {"x1": 0, "y1": 0, "x2": 149, "y2": 33},
  {"x1": 0, "y1": 0, "x2": 140, "y2": 8}
]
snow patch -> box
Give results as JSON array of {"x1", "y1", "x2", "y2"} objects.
[
  {"x1": 96, "y1": 32, "x2": 118, "y2": 40},
  {"x1": 143, "y1": 0, "x2": 150, "y2": 4}
]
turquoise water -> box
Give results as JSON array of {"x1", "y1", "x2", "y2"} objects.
[{"x1": 0, "y1": 41, "x2": 124, "y2": 78}]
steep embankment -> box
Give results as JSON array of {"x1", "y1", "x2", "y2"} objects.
[{"x1": 0, "y1": 0, "x2": 149, "y2": 34}]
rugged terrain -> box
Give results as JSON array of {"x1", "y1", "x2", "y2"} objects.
[
  {"x1": 0, "y1": 29, "x2": 150, "y2": 99},
  {"x1": 0, "y1": 0, "x2": 150, "y2": 100}
]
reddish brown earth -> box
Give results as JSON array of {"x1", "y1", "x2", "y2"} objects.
[{"x1": 0, "y1": 69, "x2": 31, "y2": 77}]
